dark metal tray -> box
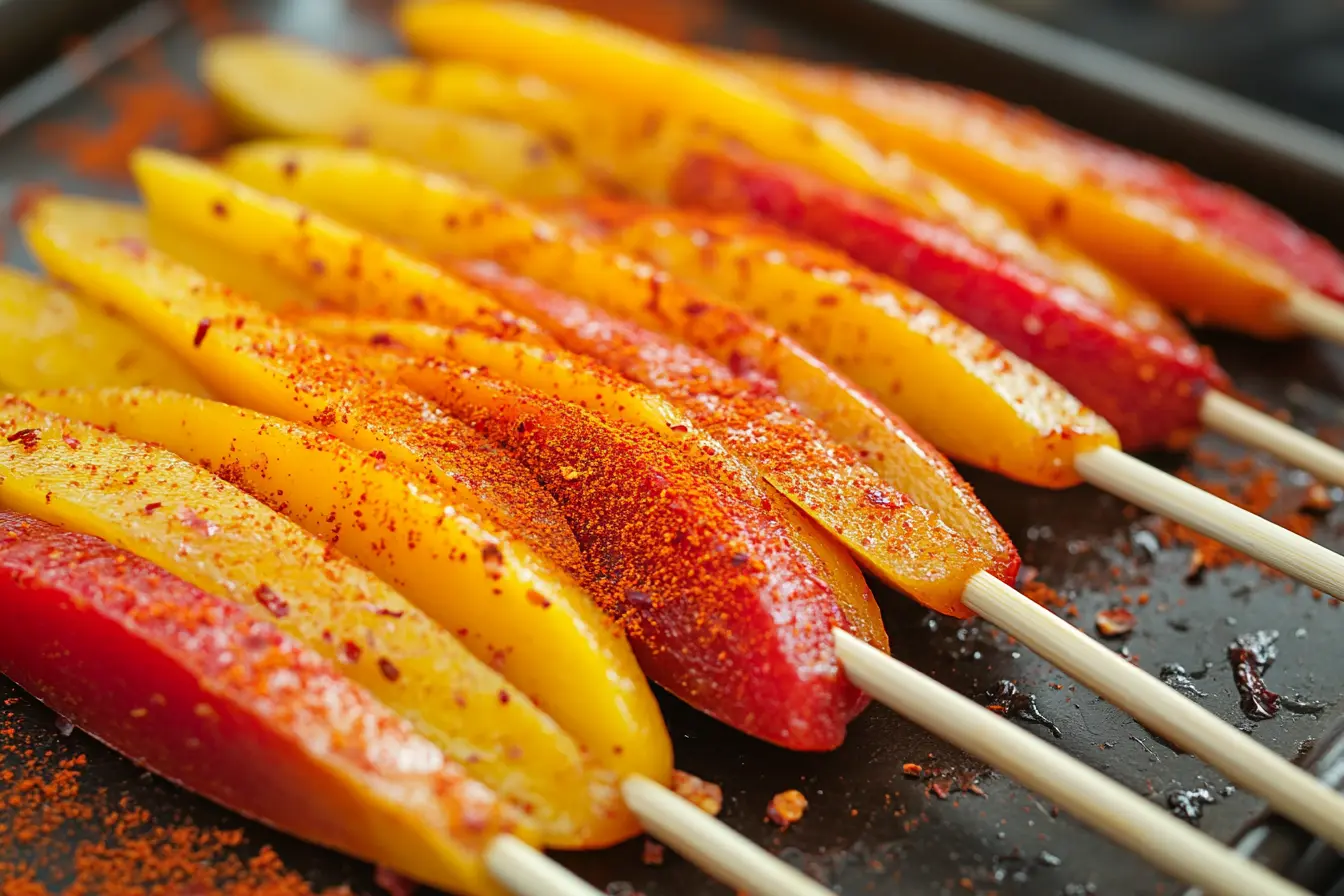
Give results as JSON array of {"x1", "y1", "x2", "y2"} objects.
[{"x1": 3, "y1": 1, "x2": 1344, "y2": 893}]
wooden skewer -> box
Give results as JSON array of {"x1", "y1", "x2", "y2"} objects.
[
  {"x1": 1200, "y1": 390, "x2": 1344, "y2": 487},
  {"x1": 1075, "y1": 445, "x2": 1344, "y2": 597},
  {"x1": 960, "y1": 572, "x2": 1344, "y2": 855},
  {"x1": 622, "y1": 776, "x2": 833, "y2": 896},
  {"x1": 487, "y1": 777, "x2": 832, "y2": 896},
  {"x1": 485, "y1": 835, "x2": 604, "y2": 896},
  {"x1": 1285, "y1": 290, "x2": 1344, "y2": 346},
  {"x1": 834, "y1": 629, "x2": 1311, "y2": 896}
]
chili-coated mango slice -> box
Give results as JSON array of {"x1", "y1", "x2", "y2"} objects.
[
  {"x1": 573, "y1": 202, "x2": 1116, "y2": 487},
  {"x1": 454, "y1": 261, "x2": 1017, "y2": 601},
  {"x1": 0, "y1": 265, "x2": 209, "y2": 395},
  {"x1": 407, "y1": 362, "x2": 872, "y2": 749},
  {"x1": 293, "y1": 313, "x2": 886, "y2": 648},
  {"x1": 738, "y1": 60, "x2": 1329, "y2": 336},
  {"x1": 0, "y1": 512, "x2": 517, "y2": 895},
  {"x1": 21, "y1": 194, "x2": 673, "y2": 797},
  {"x1": 200, "y1": 34, "x2": 586, "y2": 200},
  {"x1": 29, "y1": 388, "x2": 641, "y2": 848},
  {"x1": 220, "y1": 143, "x2": 1003, "y2": 610},
  {"x1": 670, "y1": 146, "x2": 1228, "y2": 451},
  {"x1": 131, "y1": 148, "x2": 548, "y2": 344}
]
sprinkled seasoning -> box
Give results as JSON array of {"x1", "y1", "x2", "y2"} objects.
[
  {"x1": 6, "y1": 429, "x2": 40, "y2": 450},
  {"x1": 671, "y1": 770, "x2": 722, "y2": 815},
  {"x1": 252, "y1": 584, "x2": 289, "y2": 619},
  {"x1": 193, "y1": 318, "x2": 213, "y2": 348},
  {"x1": 765, "y1": 789, "x2": 808, "y2": 829}
]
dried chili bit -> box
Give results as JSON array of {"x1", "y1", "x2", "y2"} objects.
[
  {"x1": 640, "y1": 839, "x2": 665, "y2": 866},
  {"x1": 192, "y1": 317, "x2": 212, "y2": 348},
  {"x1": 1095, "y1": 607, "x2": 1137, "y2": 638},
  {"x1": 6, "y1": 429, "x2": 40, "y2": 450},
  {"x1": 671, "y1": 769, "x2": 723, "y2": 816},
  {"x1": 252, "y1": 583, "x2": 289, "y2": 619},
  {"x1": 765, "y1": 789, "x2": 808, "y2": 829},
  {"x1": 377, "y1": 658, "x2": 401, "y2": 682}
]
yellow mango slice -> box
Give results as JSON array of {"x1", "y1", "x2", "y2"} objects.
[
  {"x1": 0, "y1": 398, "x2": 536, "y2": 891},
  {"x1": 21, "y1": 194, "x2": 674, "y2": 805},
  {"x1": 367, "y1": 58, "x2": 689, "y2": 200},
  {"x1": 0, "y1": 265, "x2": 209, "y2": 395},
  {"x1": 200, "y1": 34, "x2": 586, "y2": 200},
  {"x1": 130, "y1": 148, "x2": 548, "y2": 344},
  {"x1": 28, "y1": 388, "x2": 640, "y2": 847}
]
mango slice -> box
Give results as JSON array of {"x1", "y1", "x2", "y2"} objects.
[
  {"x1": 200, "y1": 33, "x2": 586, "y2": 200},
  {"x1": 0, "y1": 511, "x2": 518, "y2": 895},
  {"x1": 0, "y1": 265, "x2": 208, "y2": 395}
]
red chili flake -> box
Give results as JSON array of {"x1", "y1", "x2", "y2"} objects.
[
  {"x1": 671, "y1": 770, "x2": 723, "y2": 816},
  {"x1": 817, "y1": 293, "x2": 840, "y2": 307},
  {"x1": 525, "y1": 589, "x2": 552, "y2": 609},
  {"x1": 141, "y1": 501, "x2": 162, "y2": 515},
  {"x1": 340, "y1": 641, "x2": 362, "y2": 663},
  {"x1": 683, "y1": 300, "x2": 709, "y2": 316},
  {"x1": 372, "y1": 606, "x2": 404, "y2": 618},
  {"x1": 210, "y1": 200, "x2": 228, "y2": 219},
  {"x1": 233, "y1": 316, "x2": 246, "y2": 330},
  {"x1": 61, "y1": 435, "x2": 80, "y2": 450},
  {"x1": 177, "y1": 507, "x2": 218, "y2": 537},
  {"x1": 641, "y1": 840, "x2": 665, "y2": 866},
  {"x1": 368, "y1": 449, "x2": 387, "y2": 465},
  {"x1": 902, "y1": 762, "x2": 923, "y2": 777},
  {"x1": 378, "y1": 658, "x2": 401, "y2": 682},
  {"x1": 497, "y1": 689, "x2": 511, "y2": 705},
  {"x1": 192, "y1": 318, "x2": 212, "y2": 348},
  {"x1": 252, "y1": 584, "x2": 289, "y2": 618},
  {"x1": 6, "y1": 429, "x2": 40, "y2": 450},
  {"x1": 765, "y1": 789, "x2": 808, "y2": 829},
  {"x1": 1095, "y1": 607, "x2": 1137, "y2": 637},
  {"x1": 369, "y1": 332, "x2": 394, "y2": 346},
  {"x1": 481, "y1": 542, "x2": 504, "y2": 578}
]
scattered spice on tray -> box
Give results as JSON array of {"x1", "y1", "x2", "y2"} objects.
[
  {"x1": 1094, "y1": 607, "x2": 1136, "y2": 637},
  {"x1": 764, "y1": 789, "x2": 807, "y2": 829},
  {"x1": 33, "y1": 41, "x2": 227, "y2": 182},
  {"x1": 0, "y1": 704, "x2": 338, "y2": 895},
  {"x1": 640, "y1": 839, "x2": 665, "y2": 866},
  {"x1": 670, "y1": 769, "x2": 723, "y2": 816},
  {"x1": 1152, "y1": 451, "x2": 1336, "y2": 579}
]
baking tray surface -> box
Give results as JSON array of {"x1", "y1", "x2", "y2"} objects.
[{"x1": 2, "y1": 1, "x2": 1344, "y2": 893}]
